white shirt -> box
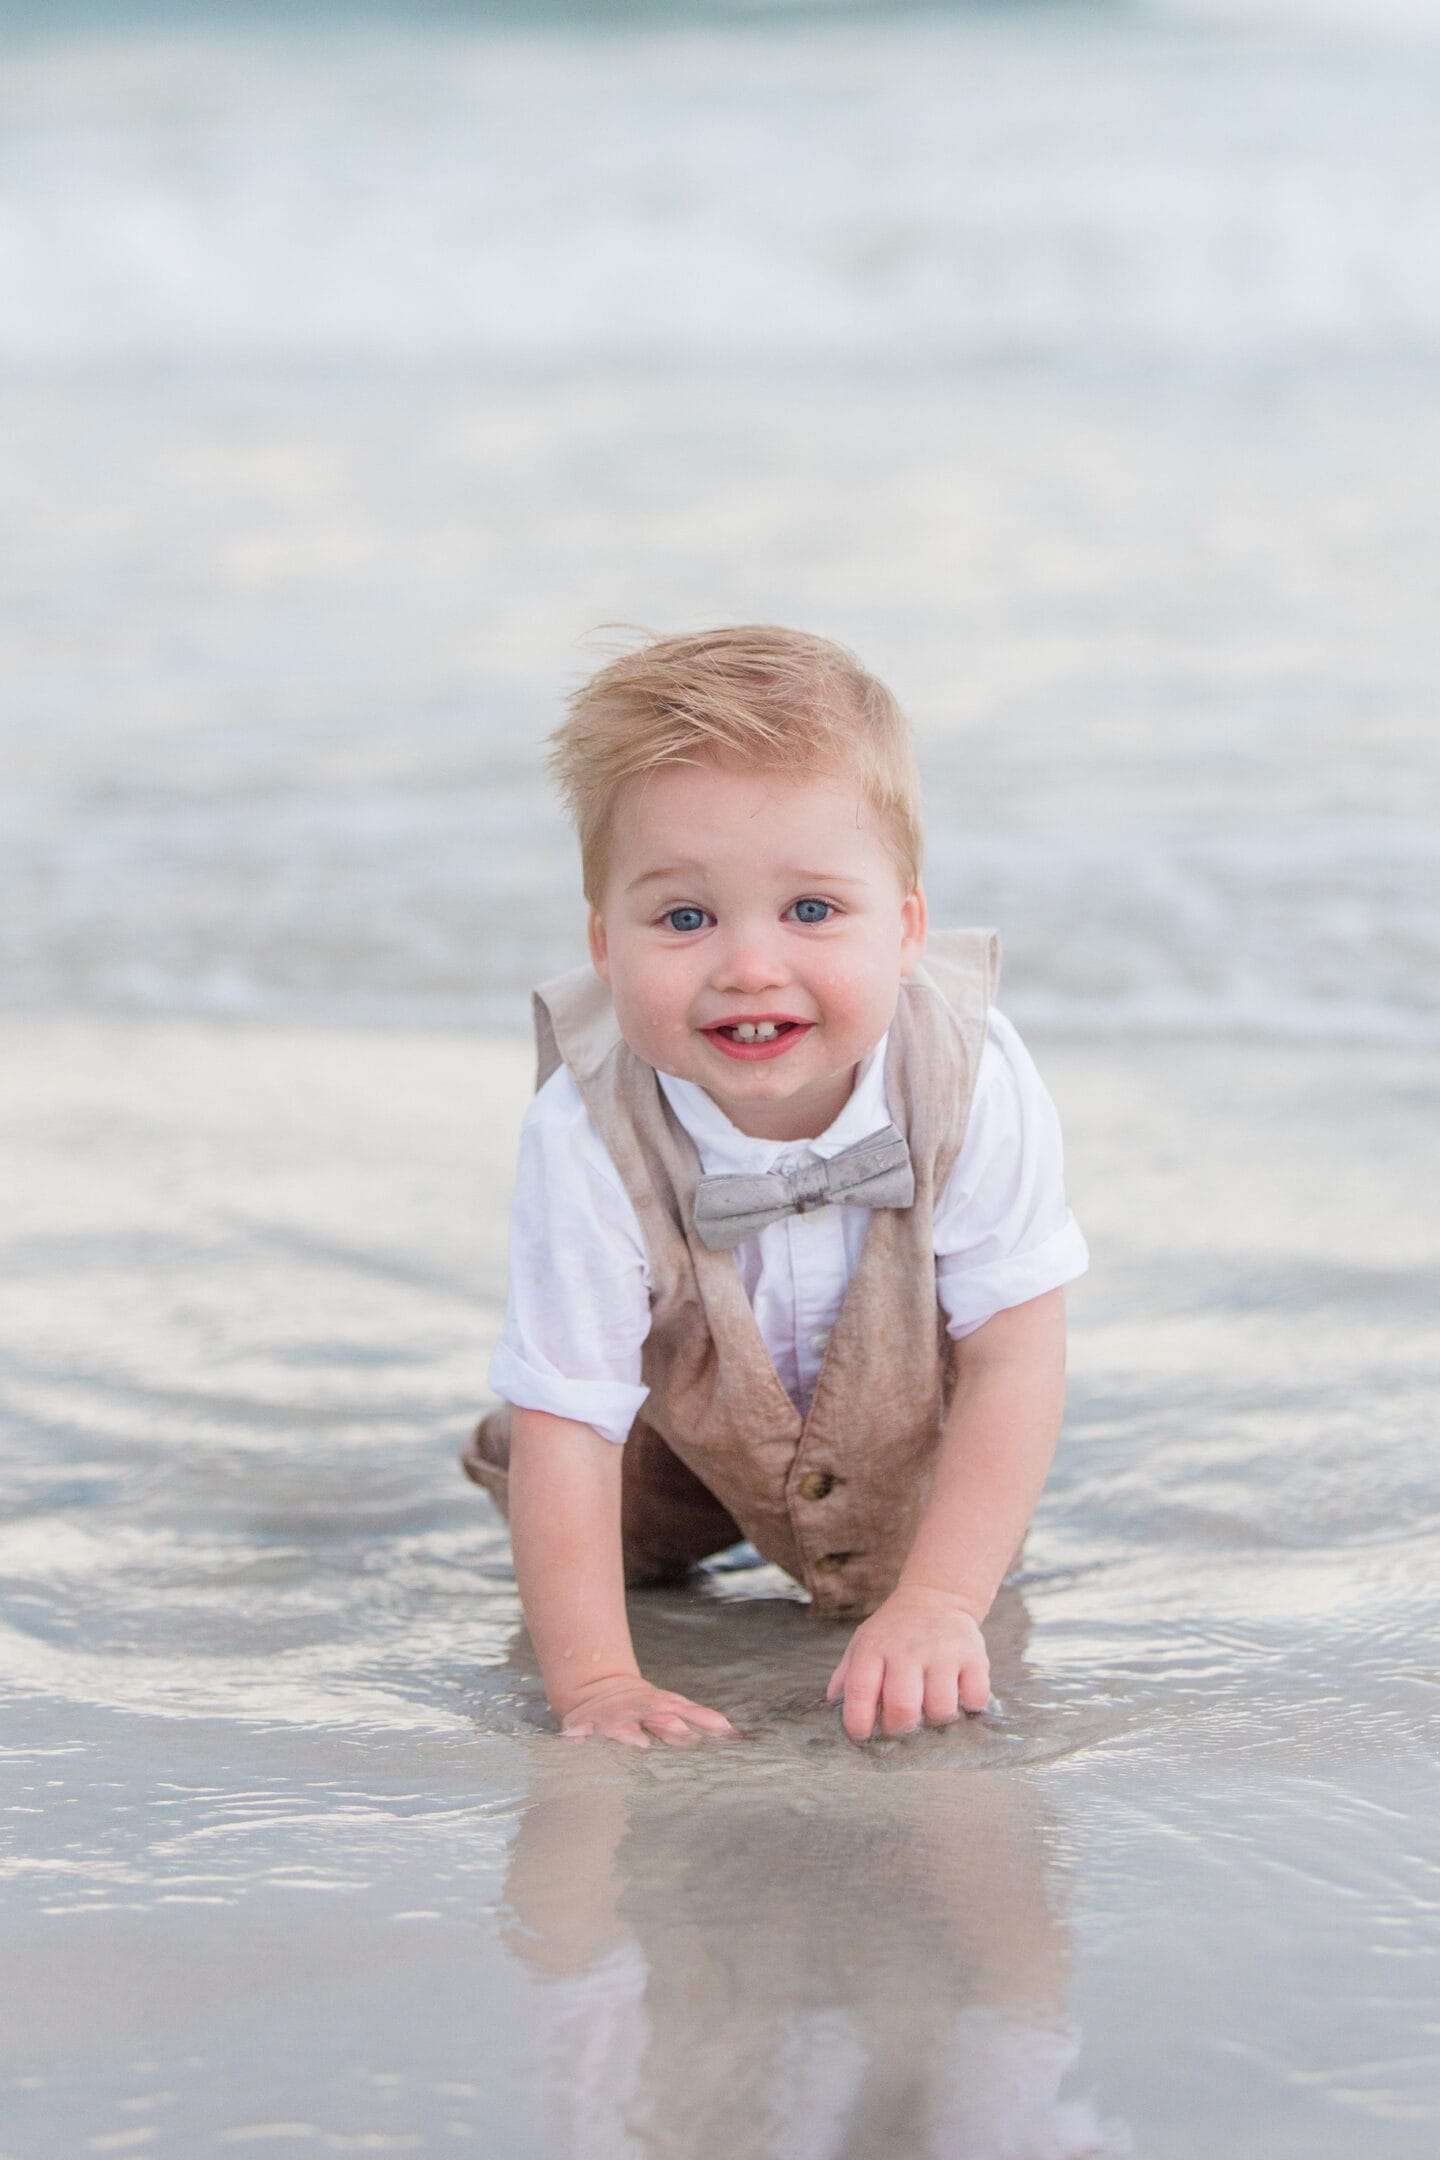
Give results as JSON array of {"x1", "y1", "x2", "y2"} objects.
[{"x1": 489, "y1": 1008, "x2": 1087, "y2": 1445}]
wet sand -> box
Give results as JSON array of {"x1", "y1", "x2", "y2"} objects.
[{"x1": 3, "y1": 1015, "x2": 1437, "y2": 2157}]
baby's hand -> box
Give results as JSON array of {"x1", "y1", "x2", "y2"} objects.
[
  {"x1": 825, "y1": 1585, "x2": 990, "y2": 1742},
  {"x1": 557, "y1": 1674, "x2": 737, "y2": 1750}
]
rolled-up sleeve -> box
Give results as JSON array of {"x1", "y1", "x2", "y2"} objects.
[
  {"x1": 934, "y1": 1011, "x2": 1089, "y2": 1340},
  {"x1": 486, "y1": 1069, "x2": 653, "y2": 1445}
]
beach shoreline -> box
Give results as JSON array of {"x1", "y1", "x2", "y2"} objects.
[{"x1": 3, "y1": 1012, "x2": 1436, "y2": 2155}]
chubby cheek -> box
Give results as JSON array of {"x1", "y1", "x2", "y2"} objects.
[
  {"x1": 610, "y1": 951, "x2": 696, "y2": 1052},
  {"x1": 816, "y1": 955, "x2": 894, "y2": 1040}
]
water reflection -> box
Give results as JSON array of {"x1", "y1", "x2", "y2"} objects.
[{"x1": 500, "y1": 1588, "x2": 1127, "y2": 2159}]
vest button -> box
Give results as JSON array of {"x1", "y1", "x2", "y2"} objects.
[{"x1": 798, "y1": 1471, "x2": 835, "y2": 1501}]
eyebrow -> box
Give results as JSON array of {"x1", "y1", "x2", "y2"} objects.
[{"x1": 624, "y1": 863, "x2": 704, "y2": 895}]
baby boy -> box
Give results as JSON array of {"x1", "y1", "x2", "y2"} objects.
[{"x1": 465, "y1": 626, "x2": 1088, "y2": 1746}]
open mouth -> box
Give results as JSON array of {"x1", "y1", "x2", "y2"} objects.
[{"x1": 702, "y1": 1020, "x2": 812, "y2": 1062}]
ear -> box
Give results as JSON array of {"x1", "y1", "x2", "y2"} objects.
[
  {"x1": 587, "y1": 905, "x2": 610, "y2": 983},
  {"x1": 899, "y1": 883, "x2": 928, "y2": 979}
]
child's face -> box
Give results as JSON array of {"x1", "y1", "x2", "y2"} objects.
[{"x1": 588, "y1": 758, "x2": 926, "y2": 1142}]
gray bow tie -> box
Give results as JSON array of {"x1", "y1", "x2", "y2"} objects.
[{"x1": 692, "y1": 1124, "x2": 914, "y2": 1252}]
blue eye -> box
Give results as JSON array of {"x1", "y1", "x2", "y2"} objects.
[
  {"x1": 792, "y1": 898, "x2": 833, "y2": 925},
  {"x1": 665, "y1": 906, "x2": 708, "y2": 934}
]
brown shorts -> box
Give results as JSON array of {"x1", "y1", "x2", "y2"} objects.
[{"x1": 462, "y1": 1404, "x2": 743, "y2": 1588}]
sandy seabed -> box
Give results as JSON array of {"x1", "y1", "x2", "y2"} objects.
[{"x1": 2, "y1": 1016, "x2": 1437, "y2": 2159}]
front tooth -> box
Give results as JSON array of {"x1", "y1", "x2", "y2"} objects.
[
  {"x1": 734, "y1": 1023, "x2": 757, "y2": 1041},
  {"x1": 753, "y1": 1022, "x2": 778, "y2": 1040}
]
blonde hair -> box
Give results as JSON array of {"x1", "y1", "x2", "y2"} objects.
[{"x1": 548, "y1": 625, "x2": 924, "y2": 904}]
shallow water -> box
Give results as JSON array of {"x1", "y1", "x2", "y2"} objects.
[
  {"x1": 3, "y1": 1021, "x2": 1437, "y2": 2155},
  {"x1": 3, "y1": 1, "x2": 1440, "y2": 2153}
]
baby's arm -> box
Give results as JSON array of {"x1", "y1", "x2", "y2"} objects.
[
  {"x1": 509, "y1": 1406, "x2": 736, "y2": 1748},
  {"x1": 826, "y1": 1287, "x2": 1067, "y2": 1741}
]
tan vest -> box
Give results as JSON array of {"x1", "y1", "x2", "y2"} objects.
[{"x1": 525, "y1": 926, "x2": 999, "y2": 1618}]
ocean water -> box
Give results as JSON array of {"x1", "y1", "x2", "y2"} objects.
[
  {"x1": 2, "y1": 3, "x2": 1439, "y2": 2156},
  {"x1": 4, "y1": 0, "x2": 1439, "y2": 1041}
]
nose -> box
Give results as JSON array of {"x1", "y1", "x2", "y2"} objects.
[{"x1": 709, "y1": 924, "x2": 789, "y2": 997}]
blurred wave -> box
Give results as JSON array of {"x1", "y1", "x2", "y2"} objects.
[
  {"x1": 2, "y1": 1, "x2": 1437, "y2": 1043},
  {"x1": 2, "y1": 7, "x2": 1439, "y2": 367},
  {"x1": 4, "y1": 785, "x2": 1438, "y2": 1040}
]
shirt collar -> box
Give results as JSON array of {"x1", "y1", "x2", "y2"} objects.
[{"x1": 655, "y1": 1031, "x2": 892, "y2": 1175}]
